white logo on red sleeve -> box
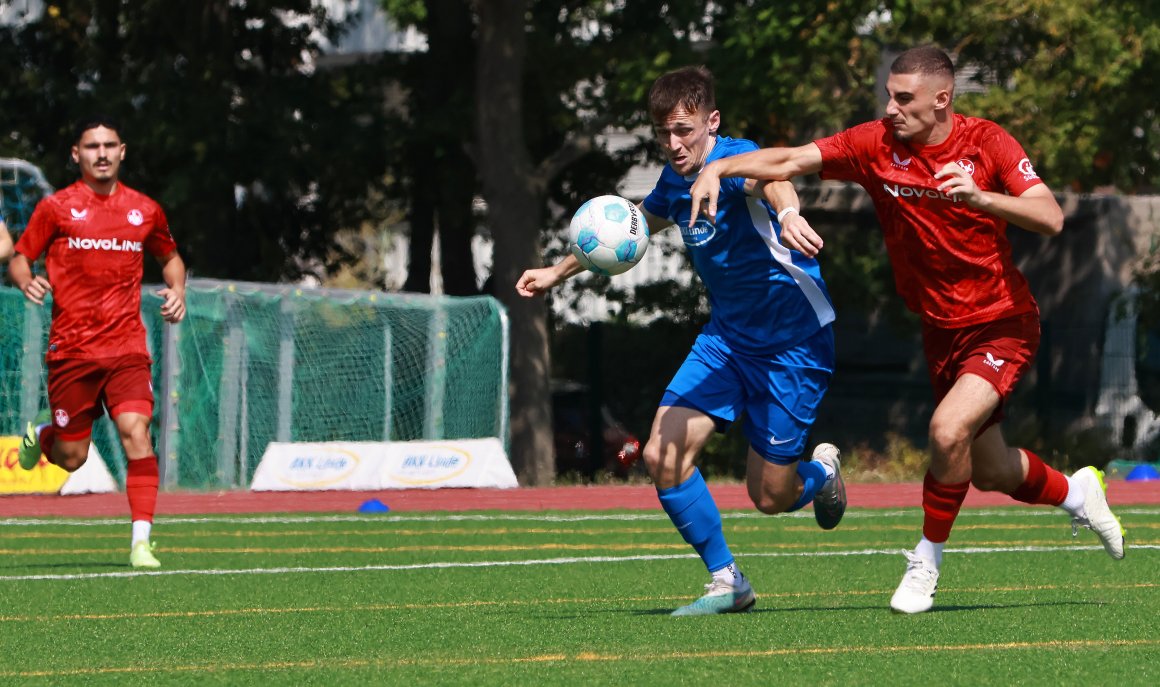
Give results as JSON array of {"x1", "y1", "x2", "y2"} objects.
[
  {"x1": 1018, "y1": 158, "x2": 1039, "y2": 180},
  {"x1": 54, "y1": 408, "x2": 70, "y2": 428},
  {"x1": 127, "y1": 209, "x2": 144, "y2": 226}
]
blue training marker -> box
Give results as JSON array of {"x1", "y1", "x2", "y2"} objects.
[
  {"x1": 1125, "y1": 464, "x2": 1160, "y2": 482},
  {"x1": 358, "y1": 498, "x2": 391, "y2": 513}
]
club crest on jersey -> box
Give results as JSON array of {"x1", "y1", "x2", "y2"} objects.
[
  {"x1": 54, "y1": 408, "x2": 70, "y2": 428},
  {"x1": 127, "y1": 209, "x2": 144, "y2": 226},
  {"x1": 891, "y1": 152, "x2": 912, "y2": 169},
  {"x1": 70, "y1": 208, "x2": 89, "y2": 221},
  {"x1": 957, "y1": 159, "x2": 976, "y2": 176},
  {"x1": 1018, "y1": 158, "x2": 1039, "y2": 181}
]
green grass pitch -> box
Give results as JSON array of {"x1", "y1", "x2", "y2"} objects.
[{"x1": 0, "y1": 506, "x2": 1157, "y2": 686}]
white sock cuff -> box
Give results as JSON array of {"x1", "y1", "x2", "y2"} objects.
[
  {"x1": 131, "y1": 520, "x2": 153, "y2": 545},
  {"x1": 1061, "y1": 474, "x2": 1086, "y2": 515},
  {"x1": 915, "y1": 537, "x2": 944, "y2": 567}
]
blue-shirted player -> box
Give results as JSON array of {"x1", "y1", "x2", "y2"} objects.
[{"x1": 516, "y1": 66, "x2": 845, "y2": 616}]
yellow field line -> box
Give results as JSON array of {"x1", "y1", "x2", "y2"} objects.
[
  {"x1": 3, "y1": 638, "x2": 1158, "y2": 678},
  {"x1": 1, "y1": 581, "x2": 1153, "y2": 624},
  {"x1": 4, "y1": 522, "x2": 1155, "y2": 541},
  {"x1": 3, "y1": 538, "x2": 1156, "y2": 556}
]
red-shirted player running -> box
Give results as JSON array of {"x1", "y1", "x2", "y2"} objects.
[
  {"x1": 687, "y1": 46, "x2": 1125, "y2": 614},
  {"x1": 8, "y1": 116, "x2": 187, "y2": 569}
]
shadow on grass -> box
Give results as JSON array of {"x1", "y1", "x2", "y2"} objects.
[
  {"x1": 610, "y1": 598, "x2": 1105, "y2": 616},
  {"x1": 623, "y1": 603, "x2": 885, "y2": 616},
  {"x1": 923, "y1": 600, "x2": 1106, "y2": 613}
]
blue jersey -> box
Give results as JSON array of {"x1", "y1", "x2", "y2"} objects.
[{"x1": 642, "y1": 136, "x2": 835, "y2": 355}]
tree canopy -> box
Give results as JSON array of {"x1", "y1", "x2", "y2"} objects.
[{"x1": 0, "y1": 0, "x2": 394, "y2": 281}]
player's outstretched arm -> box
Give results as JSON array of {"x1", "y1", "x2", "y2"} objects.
[
  {"x1": 934, "y1": 164, "x2": 1063, "y2": 236},
  {"x1": 7, "y1": 253, "x2": 52, "y2": 305},
  {"x1": 515, "y1": 254, "x2": 586, "y2": 297},
  {"x1": 751, "y1": 180, "x2": 824, "y2": 257},
  {"x1": 156, "y1": 250, "x2": 187, "y2": 323},
  {"x1": 689, "y1": 144, "x2": 823, "y2": 227},
  {"x1": 0, "y1": 221, "x2": 12, "y2": 262}
]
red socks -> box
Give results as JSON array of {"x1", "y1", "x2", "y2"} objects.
[
  {"x1": 126, "y1": 456, "x2": 160, "y2": 522},
  {"x1": 1008, "y1": 449, "x2": 1069, "y2": 506},
  {"x1": 921, "y1": 470, "x2": 970, "y2": 543}
]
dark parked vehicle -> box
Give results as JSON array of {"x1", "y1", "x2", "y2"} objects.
[{"x1": 552, "y1": 382, "x2": 641, "y2": 479}]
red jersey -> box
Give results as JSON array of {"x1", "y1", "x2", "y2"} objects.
[
  {"x1": 815, "y1": 114, "x2": 1045, "y2": 327},
  {"x1": 15, "y1": 181, "x2": 177, "y2": 361}
]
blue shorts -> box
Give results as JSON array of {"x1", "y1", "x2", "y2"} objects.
[{"x1": 660, "y1": 326, "x2": 834, "y2": 464}]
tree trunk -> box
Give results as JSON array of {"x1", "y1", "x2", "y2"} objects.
[
  {"x1": 427, "y1": 0, "x2": 478, "y2": 297},
  {"x1": 404, "y1": 0, "x2": 477, "y2": 295},
  {"x1": 475, "y1": 0, "x2": 554, "y2": 485}
]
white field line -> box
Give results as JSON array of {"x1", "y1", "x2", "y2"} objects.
[
  {"x1": 1, "y1": 507, "x2": 1159, "y2": 527},
  {"x1": 2, "y1": 544, "x2": 1157, "y2": 582}
]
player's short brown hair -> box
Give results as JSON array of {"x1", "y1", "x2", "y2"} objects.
[
  {"x1": 72, "y1": 115, "x2": 123, "y2": 144},
  {"x1": 648, "y1": 66, "x2": 716, "y2": 123},
  {"x1": 890, "y1": 46, "x2": 955, "y2": 80}
]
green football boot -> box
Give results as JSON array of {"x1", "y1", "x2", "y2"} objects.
[
  {"x1": 17, "y1": 410, "x2": 52, "y2": 470},
  {"x1": 130, "y1": 541, "x2": 161, "y2": 569}
]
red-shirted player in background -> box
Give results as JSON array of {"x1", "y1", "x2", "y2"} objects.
[
  {"x1": 8, "y1": 116, "x2": 186, "y2": 569},
  {"x1": 688, "y1": 46, "x2": 1125, "y2": 614}
]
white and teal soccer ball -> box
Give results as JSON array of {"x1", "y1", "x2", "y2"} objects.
[{"x1": 568, "y1": 195, "x2": 649, "y2": 276}]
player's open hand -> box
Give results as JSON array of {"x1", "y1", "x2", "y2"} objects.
[
  {"x1": 158, "y1": 287, "x2": 186, "y2": 323},
  {"x1": 20, "y1": 275, "x2": 52, "y2": 305},
  {"x1": 688, "y1": 163, "x2": 722, "y2": 227},
  {"x1": 515, "y1": 267, "x2": 561, "y2": 297},
  {"x1": 779, "y1": 211, "x2": 824, "y2": 257},
  {"x1": 935, "y1": 162, "x2": 983, "y2": 206}
]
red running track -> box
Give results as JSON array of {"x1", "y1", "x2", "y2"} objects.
[{"x1": 1, "y1": 480, "x2": 1158, "y2": 517}]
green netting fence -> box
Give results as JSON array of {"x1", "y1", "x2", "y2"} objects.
[{"x1": 0, "y1": 280, "x2": 510, "y2": 489}]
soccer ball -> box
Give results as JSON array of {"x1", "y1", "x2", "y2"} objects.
[{"x1": 568, "y1": 195, "x2": 649, "y2": 276}]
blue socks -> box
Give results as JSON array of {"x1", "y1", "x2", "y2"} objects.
[
  {"x1": 657, "y1": 468, "x2": 733, "y2": 573},
  {"x1": 789, "y1": 460, "x2": 827, "y2": 512},
  {"x1": 658, "y1": 461, "x2": 829, "y2": 572}
]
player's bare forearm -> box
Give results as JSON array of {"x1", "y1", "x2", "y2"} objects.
[
  {"x1": 690, "y1": 145, "x2": 822, "y2": 226},
  {"x1": 157, "y1": 251, "x2": 187, "y2": 323},
  {"x1": 515, "y1": 254, "x2": 586, "y2": 297},
  {"x1": 974, "y1": 186, "x2": 1063, "y2": 236},
  {"x1": 757, "y1": 181, "x2": 824, "y2": 257},
  {"x1": 935, "y1": 165, "x2": 1063, "y2": 237},
  {"x1": 7, "y1": 253, "x2": 51, "y2": 304},
  {"x1": 713, "y1": 144, "x2": 822, "y2": 182},
  {"x1": 753, "y1": 179, "x2": 799, "y2": 211},
  {"x1": 7, "y1": 253, "x2": 32, "y2": 290}
]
